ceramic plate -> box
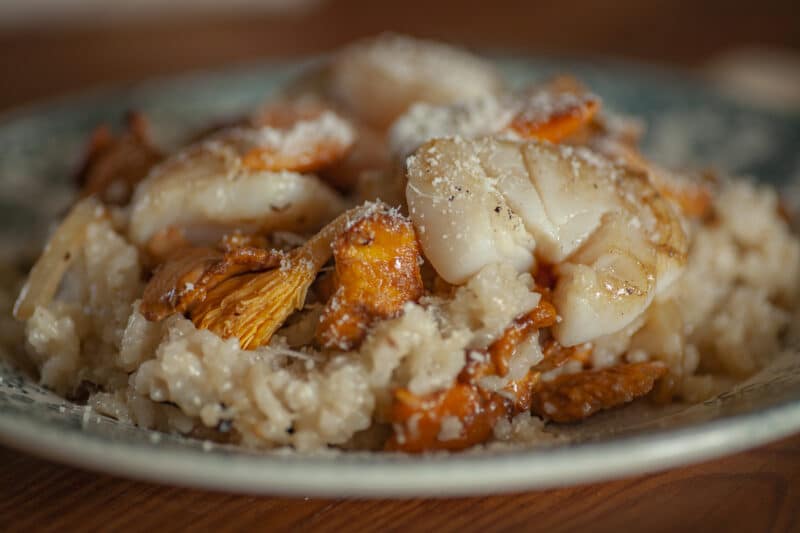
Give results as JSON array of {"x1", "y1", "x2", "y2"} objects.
[{"x1": 1, "y1": 57, "x2": 799, "y2": 497}]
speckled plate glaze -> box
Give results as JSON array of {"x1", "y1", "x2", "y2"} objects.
[{"x1": 1, "y1": 57, "x2": 799, "y2": 497}]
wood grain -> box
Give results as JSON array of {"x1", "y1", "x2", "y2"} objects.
[
  {"x1": 0, "y1": 0, "x2": 798, "y2": 111},
  {"x1": 1, "y1": 434, "x2": 799, "y2": 532}
]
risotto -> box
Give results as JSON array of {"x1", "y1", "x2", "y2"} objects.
[{"x1": 10, "y1": 35, "x2": 800, "y2": 453}]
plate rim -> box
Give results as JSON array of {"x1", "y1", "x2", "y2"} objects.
[
  {"x1": 1, "y1": 398, "x2": 799, "y2": 497},
  {"x1": 1, "y1": 56, "x2": 799, "y2": 497}
]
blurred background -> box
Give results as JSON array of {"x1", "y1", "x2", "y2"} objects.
[{"x1": 0, "y1": 0, "x2": 798, "y2": 111}]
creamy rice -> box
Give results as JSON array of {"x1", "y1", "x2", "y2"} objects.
[
  {"x1": 18, "y1": 181, "x2": 797, "y2": 451},
  {"x1": 19, "y1": 227, "x2": 544, "y2": 450}
]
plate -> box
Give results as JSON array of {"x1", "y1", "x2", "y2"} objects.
[{"x1": 1, "y1": 57, "x2": 799, "y2": 497}]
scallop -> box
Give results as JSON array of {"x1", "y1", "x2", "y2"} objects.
[
  {"x1": 329, "y1": 34, "x2": 503, "y2": 130},
  {"x1": 405, "y1": 138, "x2": 537, "y2": 285},
  {"x1": 389, "y1": 77, "x2": 598, "y2": 161},
  {"x1": 128, "y1": 124, "x2": 348, "y2": 247},
  {"x1": 406, "y1": 137, "x2": 688, "y2": 346}
]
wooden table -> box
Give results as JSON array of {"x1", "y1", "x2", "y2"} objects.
[
  {"x1": 1, "y1": 435, "x2": 799, "y2": 532},
  {"x1": 0, "y1": 0, "x2": 798, "y2": 112},
  {"x1": 2, "y1": 2, "x2": 799, "y2": 531}
]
